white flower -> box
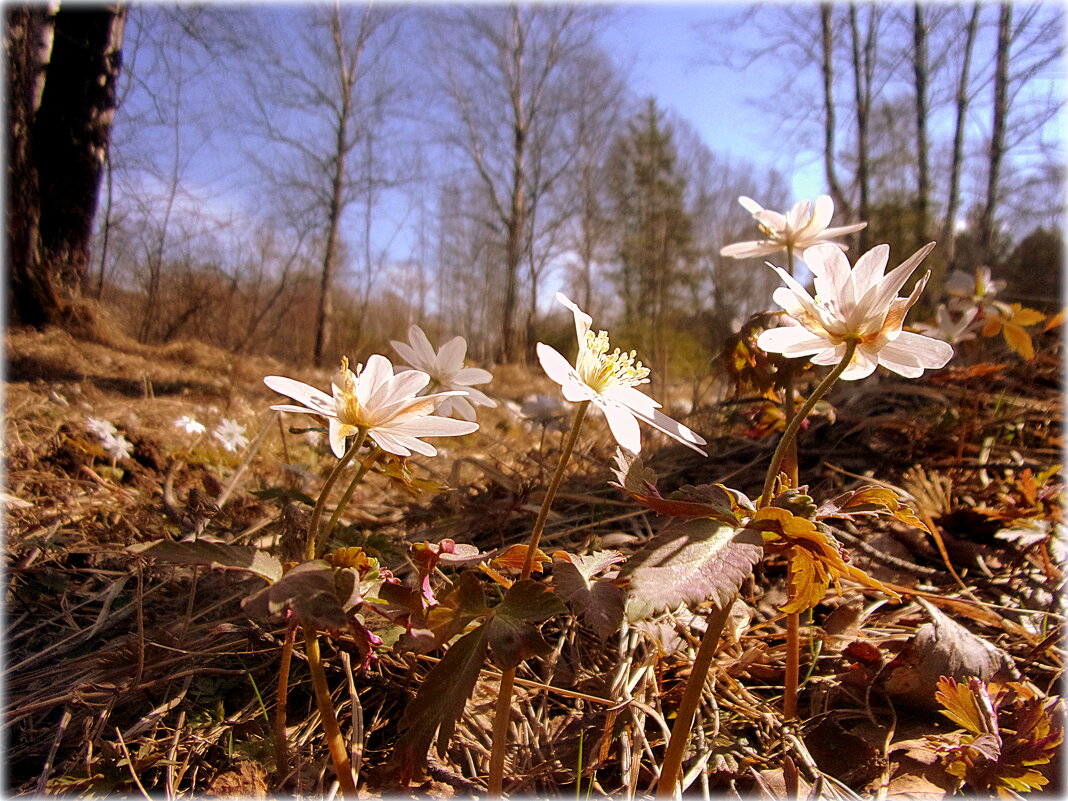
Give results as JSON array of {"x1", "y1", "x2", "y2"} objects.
[
  {"x1": 519, "y1": 394, "x2": 568, "y2": 432},
  {"x1": 720, "y1": 195, "x2": 867, "y2": 259},
  {"x1": 103, "y1": 433, "x2": 134, "y2": 462},
  {"x1": 87, "y1": 417, "x2": 118, "y2": 439},
  {"x1": 390, "y1": 325, "x2": 496, "y2": 421},
  {"x1": 536, "y1": 293, "x2": 707, "y2": 455},
  {"x1": 175, "y1": 415, "x2": 207, "y2": 435},
  {"x1": 915, "y1": 304, "x2": 978, "y2": 345},
  {"x1": 264, "y1": 354, "x2": 479, "y2": 458},
  {"x1": 757, "y1": 242, "x2": 954, "y2": 380},
  {"x1": 946, "y1": 265, "x2": 1006, "y2": 304},
  {"x1": 213, "y1": 418, "x2": 249, "y2": 453}
]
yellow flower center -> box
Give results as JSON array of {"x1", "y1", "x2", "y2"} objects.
[
  {"x1": 576, "y1": 329, "x2": 650, "y2": 393},
  {"x1": 335, "y1": 356, "x2": 369, "y2": 427}
]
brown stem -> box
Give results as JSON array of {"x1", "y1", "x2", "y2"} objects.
[
  {"x1": 487, "y1": 401, "x2": 589, "y2": 795},
  {"x1": 783, "y1": 601, "x2": 800, "y2": 720},
  {"x1": 759, "y1": 339, "x2": 858, "y2": 508},
  {"x1": 304, "y1": 628, "x2": 358, "y2": 797},
  {"x1": 654, "y1": 602, "x2": 733, "y2": 797},
  {"x1": 306, "y1": 429, "x2": 366, "y2": 560},
  {"x1": 274, "y1": 619, "x2": 297, "y2": 775}
]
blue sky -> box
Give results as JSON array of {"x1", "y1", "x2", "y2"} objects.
[{"x1": 601, "y1": 4, "x2": 826, "y2": 199}]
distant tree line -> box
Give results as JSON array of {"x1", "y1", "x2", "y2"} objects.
[{"x1": 6, "y1": 2, "x2": 1062, "y2": 389}]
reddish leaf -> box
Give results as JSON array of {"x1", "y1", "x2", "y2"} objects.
[
  {"x1": 485, "y1": 579, "x2": 566, "y2": 669},
  {"x1": 491, "y1": 543, "x2": 550, "y2": 573},
  {"x1": 552, "y1": 550, "x2": 626, "y2": 641},
  {"x1": 620, "y1": 518, "x2": 762, "y2": 618},
  {"x1": 241, "y1": 560, "x2": 350, "y2": 630},
  {"x1": 392, "y1": 625, "x2": 490, "y2": 783}
]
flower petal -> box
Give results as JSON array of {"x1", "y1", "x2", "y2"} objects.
[
  {"x1": 720, "y1": 241, "x2": 785, "y2": 259},
  {"x1": 878, "y1": 331, "x2": 953, "y2": 374},
  {"x1": 454, "y1": 366, "x2": 493, "y2": 386},
  {"x1": 264, "y1": 376, "x2": 335, "y2": 415},
  {"x1": 757, "y1": 326, "x2": 833, "y2": 356},
  {"x1": 437, "y1": 335, "x2": 468, "y2": 372},
  {"x1": 537, "y1": 343, "x2": 577, "y2": 387},
  {"x1": 631, "y1": 406, "x2": 708, "y2": 455},
  {"x1": 596, "y1": 399, "x2": 643, "y2": 454}
]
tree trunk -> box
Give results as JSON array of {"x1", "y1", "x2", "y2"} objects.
[
  {"x1": 912, "y1": 3, "x2": 929, "y2": 230},
  {"x1": 978, "y1": 3, "x2": 1011, "y2": 264},
  {"x1": 819, "y1": 4, "x2": 851, "y2": 218},
  {"x1": 849, "y1": 3, "x2": 874, "y2": 251},
  {"x1": 499, "y1": 5, "x2": 527, "y2": 364},
  {"x1": 7, "y1": 3, "x2": 126, "y2": 328},
  {"x1": 942, "y1": 3, "x2": 980, "y2": 270}
]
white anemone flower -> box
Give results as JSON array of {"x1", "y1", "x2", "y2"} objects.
[
  {"x1": 213, "y1": 418, "x2": 249, "y2": 453},
  {"x1": 536, "y1": 293, "x2": 707, "y2": 455},
  {"x1": 916, "y1": 304, "x2": 978, "y2": 345},
  {"x1": 175, "y1": 415, "x2": 207, "y2": 435},
  {"x1": 390, "y1": 325, "x2": 496, "y2": 421},
  {"x1": 721, "y1": 195, "x2": 867, "y2": 259},
  {"x1": 87, "y1": 417, "x2": 118, "y2": 439},
  {"x1": 758, "y1": 242, "x2": 954, "y2": 380},
  {"x1": 264, "y1": 354, "x2": 478, "y2": 458}
]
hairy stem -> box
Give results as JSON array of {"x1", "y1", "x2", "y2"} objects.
[
  {"x1": 306, "y1": 429, "x2": 367, "y2": 560},
  {"x1": 304, "y1": 628, "x2": 358, "y2": 797},
  {"x1": 487, "y1": 401, "x2": 589, "y2": 796},
  {"x1": 654, "y1": 602, "x2": 733, "y2": 798},
  {"x1": 273, "y1": 619, "x2": 298, "y2": 776},
  {"x1": 759, "y1": 339, "x2": 858, "y2": 509},
  {"x1": 319, "y1": 445, "x2": 380, "y2": 548}
]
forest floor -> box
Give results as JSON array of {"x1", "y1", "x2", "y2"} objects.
[{"x1": 3, "y1": 321, "x2": 1064, "y2": 799}]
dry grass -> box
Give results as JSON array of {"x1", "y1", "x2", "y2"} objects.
[{"x1": 3, "y1": 324, "x2": 1064, "y2": 798}]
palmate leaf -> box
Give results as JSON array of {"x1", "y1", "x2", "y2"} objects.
[
  {"x1": 241, "y1": 560, "x2": 352, "y2": 630},
  {"x1": 486, "y1": 579, "x2": 567, "y2": 669},
  {"x1": 128, "y1": 539, "x2": 283, "y2": 583},
  {"x1": 552, "y1": 550, "x2": 626, "y2": 641},
  {"x1": 392, "y1": 625, "x2": 490, "y2": 783},
  {"x1": 816, "y1": 486, "x2": 924, "y2": 529},
  {"x1": 620, "y1": 518, "x2": 762, "y2": 619}
]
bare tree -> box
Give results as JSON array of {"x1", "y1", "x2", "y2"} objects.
[
  {"x1": 429, "y1": 4, "x2": 609, "y2": 362},
  {"x1": 912, "y1": 3, "x2": 930, "y2": 230},
  {"x1": 244, "y1": 3, "x2": 403, "y2": 366},
  {"x1": 819, "y1": 4, "x2": 852, "y2": 218}
]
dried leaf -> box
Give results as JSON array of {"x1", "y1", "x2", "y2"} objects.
[
  {"x1": 752, "y1": 507, "x2": 900, "y2": 613},
  {"x1": 620, "y1": 518, "x2": 762, "y2": 619},
  {"x1": 392, "y1": 625, "x2": 490, "y2": 783},
  {"x1": 1002, "y1": 322, "x2": 1035, "y2": 360},
  {"x1": 610, "y1": 450, "x2": 744, "y2": 524},
  {"x1": 129, "y1": 539, "x2": 283, "y2": 583},
  {"x1": 491, "y1": 543, "x2": 550, "y2": 573},
  {"x1": 883, "y1": 600, "x2": 1017, "y2": 710},
  {"x1": 817, "y1": 486, "x2": 924, "y2": 529},
  {"x1": 552, "y1": 551, "x2": 626, "y2": 641}
]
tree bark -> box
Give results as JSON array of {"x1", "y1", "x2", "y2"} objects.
[
  {"x1": 7, "y1": 4, "x2": 127, "y2": 328},
  {"x1": 849, "y1": 3, "x2": 874, "y2": 250},
  {"x1": 978, "y1": 3, "x2": 1011, "y2": 264},
  {"x1": 912, "y1": 3, "x2": 929, "y2": 230},
  {"x1": 819, "y1": 4, "x2": 851, "y2": 218},
  {"x1": 943, "y1": 3, "x2": 980, "y2": 270}
]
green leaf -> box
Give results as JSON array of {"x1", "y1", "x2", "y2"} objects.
[
  {"x1": 392, "y1": 625, "x2": 490, "y2": 783},
  {"x1": 553, "y1": 551, "x2": 626, "y2": 641},
  {"x1": 128, "y1": 539, "x2": 283, "y2": 583},
  {"x1": 620, "y1": 518, "x2": 762, "y2": 619},
  {"x1": 241, "y1": 560, "x2": 350, "y2": 629}
]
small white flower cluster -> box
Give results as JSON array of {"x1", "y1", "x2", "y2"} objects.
[
  {"x1": 173, "y1": 413, "x2": 247, "y2": 453},
  {"x1": 86, "y1": 417, "x2": 134, "y2": 462},
  {"x1": 917, "y1": 266, "x2": 1008, "y2": 345}
]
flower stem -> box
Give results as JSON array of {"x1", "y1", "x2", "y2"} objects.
[
  {"x1": 306, "y1": 429, "x2": 367, "y2": 560},
  {"x1": 759, "y1": 339, "x2": 858, "y2": 509},
  {"x1": 654, "y1": 602, "x2": 733, "y2": 798},
  {"x1": 319, "y1": 445, "x2": 380, "y2": 550},
  {"x1": 304, "y1": 627, "x2": 358, "y2": 797},
  {"x1": 273, "y1": 619, "x2": 298, "y2": 775},
  {"x1": 487, "y1": 400, "x2": 589, "y2": 796}
]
